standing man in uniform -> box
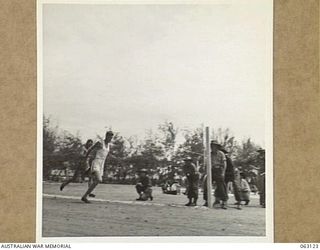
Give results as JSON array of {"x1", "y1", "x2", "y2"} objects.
[
  {"x1": 81, "y1": 131, "x2": 114, "y2": 203},
  {"x1": 219, "y1": 146, "x2": 243, "y2": 209},
  {"x1": 257, "y1": 148, "x2": 266, "y2": 208},
  {"x1": 211, "y1": 140, "x2": 228, "y2": 209},
  {"x1": 183, "y1": 157, "x2": 200, "y2": 206}
]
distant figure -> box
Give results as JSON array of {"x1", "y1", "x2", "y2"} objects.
[
  {"x1": 135, "y1": 169, "x2": 153, "y2": 201},
  {"x1": 257, "y1": 148, "x2": 266, "y2": 208},
  {"x1": 60, "y1": 139, "x2": 93, "y2": 191},
  {"x1": 239, "y1": 172, "x2": 251, "y2": 205},
  {"x1": 162, "y1": 180, "x2": 180, "y2": 195},
  {"x1": 81, "y1": 131, "x2": 114, "y2": 203},
  {"x1": 183, "y1": 157, "x2": 200, "y2": 206},
  {"x1": 211, "y1": 140, "x2": 228, "y2": 209}
]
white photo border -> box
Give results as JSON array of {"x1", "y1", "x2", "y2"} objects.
[{"x1": 36, "y1": 0, "x2": 274, "y2": 243}]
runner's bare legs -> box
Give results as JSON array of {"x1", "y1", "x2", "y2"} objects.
[{"x1": 81, "y1": 171, "x2": 101, "y2": 203}]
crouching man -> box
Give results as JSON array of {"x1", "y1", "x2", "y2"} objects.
[{"x1": 135, "y1": 169, "x2": 153, "y2": 201}]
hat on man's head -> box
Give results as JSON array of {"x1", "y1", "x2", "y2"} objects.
[
  {"x1": 257, "y1": 148, "x2": 265, "y2": 153},
  {"x1": 210, "y1": 140, "x2": 221, "y2": 146}
]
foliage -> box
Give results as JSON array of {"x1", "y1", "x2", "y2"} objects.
[
  {"x1": 174, "y1": 127, "x2": 204, "y2": 164},
  {"x1": 232, "y1": 138, "x2": 260, "y2": 172},
  {"x1": 43, "y1": 117, "x2": 264, "y2": 181},
  {"x1": 42, "y1": 116, "x2": 82, "y2": 178},
  {"x1": 158, "y1": 121, "x2": 179, "y2": 161}
]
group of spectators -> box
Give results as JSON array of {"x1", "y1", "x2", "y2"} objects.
[
  {"x1": 182, "y1": 140, "x2": 266, "y2": 209},
  {"x1": 134, "y1": 142, "x2": 266, "y2": 210}
]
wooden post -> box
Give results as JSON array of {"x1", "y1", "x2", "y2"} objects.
[
  {"x1": 203, "y1": 126, "x2": 207, "y2": 167},
  {"x1": 205, "y1": 127, "x2": 213, "y2": 208}
]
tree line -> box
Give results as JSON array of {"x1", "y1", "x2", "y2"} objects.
[{"x1": 43, "y1": 116, "x2": 263, "y2": 180}]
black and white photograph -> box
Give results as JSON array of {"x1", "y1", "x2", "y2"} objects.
[{"x1": 38, "y1": 0, "x2": 273, "y2": 242}]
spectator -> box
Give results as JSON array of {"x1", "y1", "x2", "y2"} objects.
[
  {"x1": 210, "y1": 140, "x2": 228, "y2": 209},
  {"x1": 135, "y1": 169, "x2": 153, "y2": 201},
  {"x1": 183, "y1": 157, "x2": 200, "y2": 206},
  {"x1": 239, "y1": 172, "x2": 251, "y2": 205}
]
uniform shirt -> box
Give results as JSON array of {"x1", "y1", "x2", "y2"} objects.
[
  {"x1": 240, "y1": 178, "x2": 251, "y2": 192},
  {"x1": 225, "y1": 156, "x2": 235, "y2": 182},
  {"x1": 211, "y1": 150, "x2": 226, "y2": 168},
  {"x1": 138, "y1": 176, "x2": 151, "y2": 188},
  {"x1": 211, "y1": 150, "x2": 227, "y2": 176},
  {"x1": 183, "y1": 163, "x2": 197, "y2": 177},
  {"x1": 183, "y1": 163, "x2": 199, "y2": 183}
]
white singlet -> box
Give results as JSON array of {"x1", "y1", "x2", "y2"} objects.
[{"x1": 91, "y1": 140, "x2": 110, "y2": 177}]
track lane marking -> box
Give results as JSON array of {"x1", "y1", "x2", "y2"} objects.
[
  {"x1": 43, "y1": 193, "x2": 210, "y2": 210},
  {"x1": 43, "y1": 194, "x2": 212, "y2": 209}
]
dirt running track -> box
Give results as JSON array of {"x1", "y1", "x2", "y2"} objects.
[{"x1": 42, "y1": 182, "x2": 266, "y2": 237}]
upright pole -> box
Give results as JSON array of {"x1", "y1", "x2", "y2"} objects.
[
  {"x1": 203, "y1": 127, "x2": 207, "y2": 167},
  {"x1": 205, "y1": 127, "x2": 213, "y2": 208}
]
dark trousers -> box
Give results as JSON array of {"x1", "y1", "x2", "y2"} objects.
[
  {"x1": 187, "y1": 176, "x2": 199, "y2": 200},
  {"x1": 203, "y1": 175, "x2": 228, "y2": 202},
  {"x1": 187, "y1": 183, "x2": 198, "y2": 199},
  {"x1": 214, "y1": 177, "x2": 228, "y2": 202}
]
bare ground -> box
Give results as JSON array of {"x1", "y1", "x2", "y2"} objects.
[{"x1": 42, "y1": 182, "x2": 266, "y2": 237}]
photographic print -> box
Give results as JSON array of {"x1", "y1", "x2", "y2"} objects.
[{"x1": 37, "y1": 0, "x2": 273, "y2": 242}]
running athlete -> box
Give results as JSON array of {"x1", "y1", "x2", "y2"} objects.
[
  {"x1": 81, "y1": 131, "x2": 114, "y2": 203},
  {"x1": 60, "y1": 139, "x2": 93, "y2": 191}
]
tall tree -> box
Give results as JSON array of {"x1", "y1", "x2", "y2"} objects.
[
  {"x1": 175, "y1": 127, "x2": 204, "y2": 164},
  {"x1": 233, "y1": 138, "x2": 260, "y2": 172},
  {"x1": 158, "y1": 121, "x2": 179, "y2": 161},
  {"x1": 43, "y1": 116, "x2": 83, "y2": 178},
  {"x1": 128, "y1": 130, "x2": 165, "y2": 171},
  {"x1": 106, "y1": 132, "x2": 128, "y2": 166},
  {"x1": 56, "y1": 130, "x2": 83, "y2": 169}
]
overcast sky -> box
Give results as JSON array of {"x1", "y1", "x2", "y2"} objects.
[{"x1": 42, "y1": 1, "x2": 272, "y2": 146}]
